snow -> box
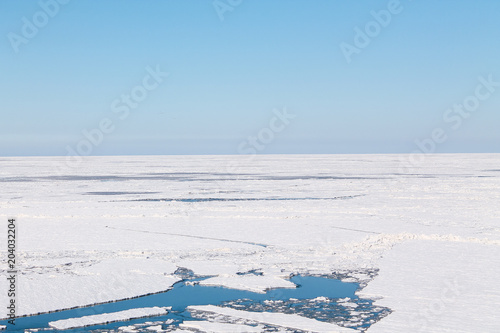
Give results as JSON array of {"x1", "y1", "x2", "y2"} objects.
[
  {"x1": 180, "y1": 320, "x2": 263, "y2": 332},
  {"x1": 359, "y1": 239, "x2": 500, "y2": 332},
  {"x1": 188, "y1": 305, "x2": 356, "y2": 332},
  {"x1": 0, "y1": 258, "x2": 179, "y2": 315},
  {"x1": 48, "y1": 306, "x2": 168, "y2": 330},
  {"x1": 117, "y1": 325, "x2": 138, "y2": 333},
  {"x1": 199, "y1": 274, "x2": 296, "y2": 293},
  {"x1": 0, "y1": 154, "x2": 499, "y2": 332}
]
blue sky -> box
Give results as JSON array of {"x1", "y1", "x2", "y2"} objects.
[{"x1": 1, "y1": 0, "x2": 499, "y2": 156}]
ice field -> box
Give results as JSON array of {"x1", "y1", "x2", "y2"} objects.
[{"x1": 0, "y1": 154, "x2": 499, "y2": 332}]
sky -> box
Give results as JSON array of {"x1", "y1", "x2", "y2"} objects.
[{"x1": 0, "y1": 0, "x2": 499, "y2": 156}]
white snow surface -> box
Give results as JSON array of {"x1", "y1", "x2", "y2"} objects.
[
  {"x1": 188, "y1": 305, "x2": 356, "y2": 332},
  {"x1": 48, "y1": 306, "x2": 168, "y2": 330},
  {"x1": 199, "y1": 274, "x2": 296, "y2": 293},
  {"x1": 0, "y1": 154, "x2": 499, "y2": 332},
  {"x1": 180, "y1": 320, "x2": 263, "y2": 332},
  {"x1": 359, "y1": 239, "x2": 500, "y2": 333}
]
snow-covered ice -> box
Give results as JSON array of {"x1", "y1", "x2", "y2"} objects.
[
  {"x1": 48, "y1": 306, "x2": 168, "y2": 330},
  {"x1": 180, "y1": 320, "x2": 263, "y2": 332},
  {"x1": 188, "y1": 305, "x2": 356, "y2": 332},
  {"x1": 199, "y1": 274, "x2": 297, "y2": 293},
  {"x1": 0, "y1": 154, "x2": 499, "y2": 332},
  {"x1": 359, "y1": 239, "x2": 500, "y2": 333}
]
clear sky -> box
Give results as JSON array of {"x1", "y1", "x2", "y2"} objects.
[{"x1": 1, "y1": 0, "x2": 499, "y2": 156}]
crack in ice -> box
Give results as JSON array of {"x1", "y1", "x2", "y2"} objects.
[{"x1": 105, "y1": 226, "x2": 270, "y2": 248}]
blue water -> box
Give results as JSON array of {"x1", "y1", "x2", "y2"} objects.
[{"x1": 1, "y1": 275, "x2": 387, "y2": 332}]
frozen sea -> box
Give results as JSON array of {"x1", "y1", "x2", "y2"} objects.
[{"x1": 0, "y1": 154, "x2": 499, "y2": 332}]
